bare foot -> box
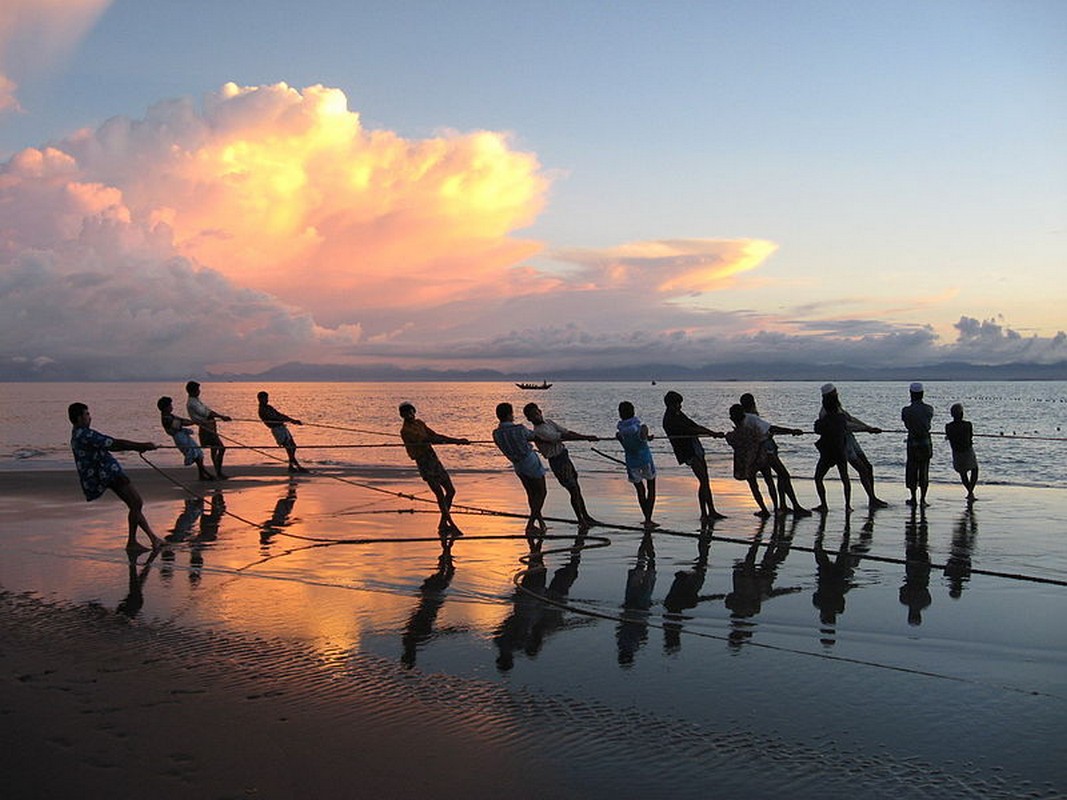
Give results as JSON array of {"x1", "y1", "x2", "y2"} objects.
[
  {"x1": 870, "y1": 498, "x2": 889, "y2": 508},
  {"x1": 643, "y1": 520, "x2": 660, "y2": 529},
  {"x1": 793, "y1": 507, "x2": 813, "y2": 517},
  {"x1": 126, "y1": 541, "x2": 150, "y2": 554},
  {"x1": 754, "y1": 509, "x2": 771, "y2": 519},
  {"x1": 812, "y1": 504, "x2": 828, "y2": 513}
]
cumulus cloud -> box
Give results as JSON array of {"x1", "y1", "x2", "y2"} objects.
[
  {"x1": 0, "y1": 0, "x2": 111, "y2": 113},
  {"x1": 52, "y1": 82, "x2": 549, "y2": 322},
  {"x1": 0, "y1": 82, "x2": 549, "y2": 376},
  {"x1": 950, "y1": 316, "x2": 1067, "y2": 365}
]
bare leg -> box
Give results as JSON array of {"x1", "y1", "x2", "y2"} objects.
[
  {"x1": 964, "y1": 466, "x2": 979, "y2": 500},
  {"x1": 813, "y1": 459, "x2": 831, "y2": 512},
  {"x1": 195, "y1": 456, "x2": 214, "y2": 481},
  {"x1": 212, "y1": 445, "x2": 228, "y2": 479},
  {"x1": 636, "y1": 480, "x2": 658, "y2": 527},
  {"x1": 837, "y1": 463, "x2": 852, "y2": 511},
  {"x1": 520, "y1": 475, "x2": 547, "y2": 533},
  {"x1": 691, "y1": 459, "x2": 724, "y2": 520},
  {"x1": 111, "y1": 480, "x2": 162, "y2": 551}
]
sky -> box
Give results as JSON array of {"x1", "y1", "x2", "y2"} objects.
[{"x1": 1, "y1": 0, "x2": 1065, "y2": 379}]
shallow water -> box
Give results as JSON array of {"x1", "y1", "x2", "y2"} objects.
[{"x1": 2, "y1": 456, "x2": 1065, "y2": 797}]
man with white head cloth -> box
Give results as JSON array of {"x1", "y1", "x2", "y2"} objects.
[{"x1": 818, "y1": 383, "x2": 888, "y2": 508}]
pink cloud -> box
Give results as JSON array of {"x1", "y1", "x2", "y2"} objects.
[{"x1": 44, "y1": 82, "x2": 551, "y2": 322}]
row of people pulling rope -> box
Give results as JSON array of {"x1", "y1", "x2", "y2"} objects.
[{"x1": 67, "y1": 380, "x2": 985, "y2": 552}]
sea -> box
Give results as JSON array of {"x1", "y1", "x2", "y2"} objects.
[
  {"x1": 3, "y1": 380, "x2": 1066, "y2": 797},
  {"x1": 5, "y1": 379, "x2": 1066, "y2": 489}
]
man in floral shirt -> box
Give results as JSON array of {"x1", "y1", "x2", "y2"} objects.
[{"x1": 69, "y1": 402, "x2": 163, "y2": 552}]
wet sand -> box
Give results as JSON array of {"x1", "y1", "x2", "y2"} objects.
[{"x1": 2, "y1": 465, "x2": 1066, "y2": 799}]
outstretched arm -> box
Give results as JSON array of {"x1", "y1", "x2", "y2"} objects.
[{"x1": 109, "y1": 438, "x2": 158, "y2": 453}]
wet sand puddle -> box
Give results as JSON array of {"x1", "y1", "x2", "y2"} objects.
[{"x1": 2, "y1": 469, "x2": 1066, "y2": 798}]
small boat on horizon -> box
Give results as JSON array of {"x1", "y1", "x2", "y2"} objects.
[{"x1": 516, "y1": 380, "x2": 552, "y2": 390}]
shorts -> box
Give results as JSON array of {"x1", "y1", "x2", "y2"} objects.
[
  {"x1": 512, "y1": 449, "x2": 547, "y2": 480},
  {"x1": 199, "y1": 427, "x2": 223, "y2": 449},
  {"x1": 415, "y1": 455, "x2": 450, "y2": 487},
  {"x1": 952, "y1": 447, "x2": 978, "y2": 474},
  {"x1": 270, "y1": 425, "x2": 294, "y2": 448},
  {"x1": 626, "y1": 462, "x2": 657, "y2": 484},
  {"x1": 172, "y1": 429, "x2": 203, "y2": 466},
  {"x1": 548, "y1": 452, "x2": 580, "y2": 490}
]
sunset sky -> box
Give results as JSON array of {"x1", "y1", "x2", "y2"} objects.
[{"x1": 1, "y1": 0, "x2": 1064, "y2": 379}]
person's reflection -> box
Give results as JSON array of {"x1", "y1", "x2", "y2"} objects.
[
  {"x1": 185, "y1": 490, "x2": 226, "y2": 585},
  {"x1": 117, "y1": 549, "x2": 158, "y2": 619},
  {"x1": 494, "y1": 539, "x2": 547, "y2": 671},
  {"x1": 617, "y1": 532, "x2": 656, "y2": 667},
  {"x1": 726, "y1": 514, "x2": 803, "y2": 649},
  {"x1": 900, "y1": 506, "x2": 932, "y2": 625},
  {"x1": 812, "y1": 514, "x2": 859, "y2": 646},
  {"x1": 160, "y1": 496, "x2": 203, "y2": 583},
  {"x1": 945, "y1": 507, "x2": 977, "y2": 599},
  {"x1": 531, "y1": 530, "x2": 587, "y2": 643},
  {"x1": 260, "y1": 479, "x2": 298, "y2": 546},
  {"x1": 662, "y1": 531, "x2": 715, "y2": 653},
  {"x1": 401, "y1": 540, "x2": 456, "y2": 668}
]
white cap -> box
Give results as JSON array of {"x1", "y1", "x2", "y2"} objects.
[
  {"x1": 910, "y1": 382, "x2": 924, "y2": 393},
  {"x1": 820, "y1": 383, "x2": 836, "y2": 396}
]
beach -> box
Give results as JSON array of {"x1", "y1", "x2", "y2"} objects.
[{"x1": 2, "y1": 457, "x2": 1066, "y2": 799}]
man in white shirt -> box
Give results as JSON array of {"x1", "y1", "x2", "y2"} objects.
[
  {"x1": 186, "y1": 381, "x2": 232, "y2": 479},
  {"x1": 524, "y1": 402, "x2": 600, "y2": 528}
]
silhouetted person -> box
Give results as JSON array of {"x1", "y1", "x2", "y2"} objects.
[
  {"x1": 524, "y1": 402, "x2": 599, "y2": 528},
  {"x1": 616, "y1": 401, "x2": 657, "y2": 528},
  {"x1": 399, "y1": 402, "x2": 469, "y2": 536},
  {"x1": 819, "y1": 383, "x2": 887, "y2": 508},
  {"x1": 493, "y1": 402, "x2": 547, "y2": 535},
  {"x1": 813, "y1": 390, "x2": 852, "y2": 513},
  {"x1": 740, "y1": 392, "x2": 810, "y2": 515},
  {"x1": 945, "y1": 402, "x2": 979, "y2": 502},
  {"x1": 902, "y1": 381, "x2": 934, "y2": 506},
  {"x1": 662, "y1": 390, "x2": 726, "y2": 521},
  {"x1": 258, "y1": 391, "x2": 308, "y2": 472},
  {"x1": 186, "y1": 381, "x2": 231, "y2": 479},
  {"x1": 157, "y1": 395, "x2": 213, "y2": 480},
  {"x1": 68, "y1": 402, "x2": 162, "y2": 553},
  {"x1": 726, "y1": 403, "x2": 775, "y2": 517}
]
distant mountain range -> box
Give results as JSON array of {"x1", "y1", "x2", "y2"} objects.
[
  {"x1": 4, "y1": 359, "x2": 1065, "y2": 382},
  {"x1": 214, "y1": 359, "x2": 1067, "y2": 383}
]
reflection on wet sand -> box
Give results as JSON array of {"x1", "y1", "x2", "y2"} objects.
[
  {"x1": 662, "y1": 531, "x2": 716, "y2": 653},
  {"x1": 617, "y1": 532, "x2": 656, "y2": 666},
  {"x1": 401, "y1": 540, "x2": 455, "y2": 668},
  {"x1": 945, "y1": 507, "x2": 977, "y2": 599},
  {"x1": 117, "y1": 549, "x2": 158, "y2": 619},
  {"x1": 725, "y1": 514, "x2": 803, "y2": 649},
  {"x1": 492, "y1": 529, "x2": 595, "y2": 671},
  {"x1": 161, "y1": 491, "x2": 226, "y2": 585},
  {"x1": 260, "y1": 479, "x2": 298, "y2": 546},
  {"x1": 900, "y1": 507, "x2": 932, "y2": 625},
  {"x1": 811, "y1": 514, "x2": 872, "y2": 646}
]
